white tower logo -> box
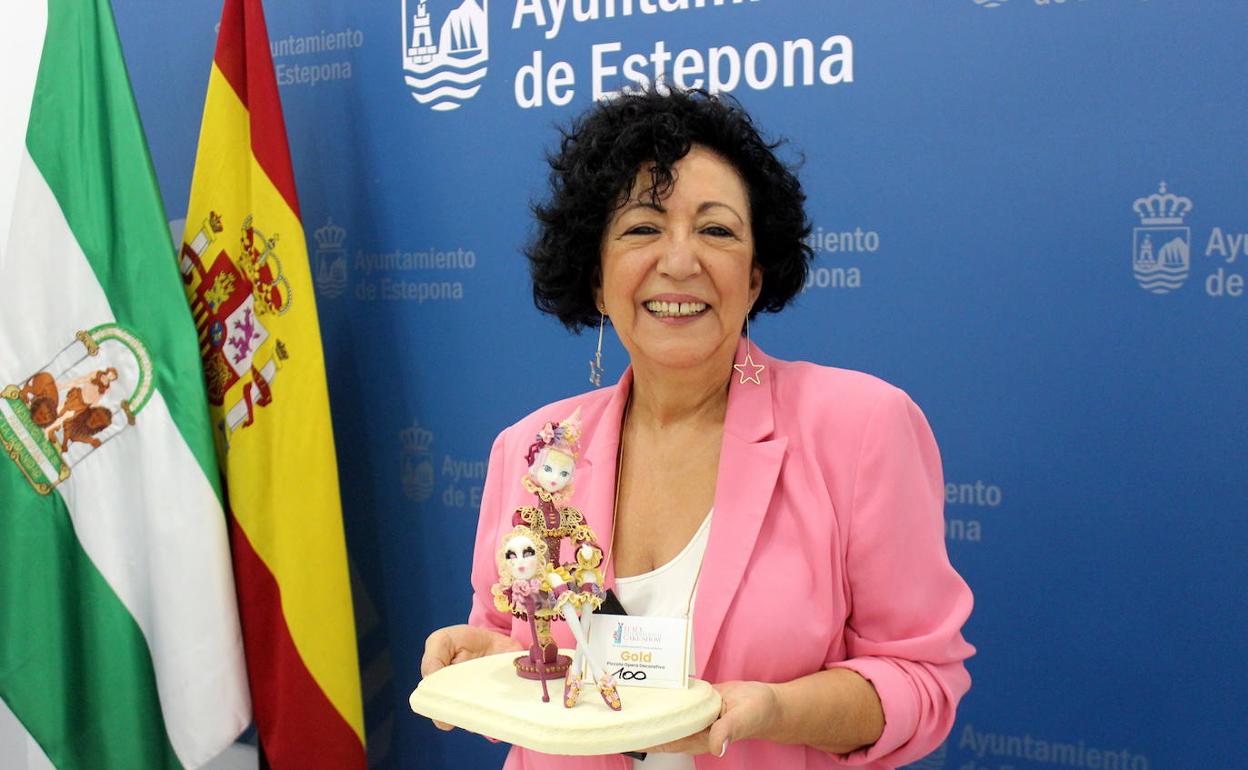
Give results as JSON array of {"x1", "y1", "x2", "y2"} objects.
[
  {"x1": 1132, "y1": 181, "x2": 1192, "y2": 295},
  {"x1": 402, "y1": 0, "x2": 489, "y2": 112}
]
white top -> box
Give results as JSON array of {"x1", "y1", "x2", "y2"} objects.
[{"x1": 613, "y1": 511, "x2": 713, "y2": 770}]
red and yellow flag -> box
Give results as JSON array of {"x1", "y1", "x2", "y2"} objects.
[{"x1": 179, "y1": 1, "x2": 366, "y2": 767}]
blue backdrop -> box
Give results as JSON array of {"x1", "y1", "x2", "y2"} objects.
[{"x1": 111, "y1": 1, "x2": 1247, "y2": 768}]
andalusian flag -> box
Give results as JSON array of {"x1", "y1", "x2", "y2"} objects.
[
  {"x1": 179, "y1": 1, "x2": 366, "y2": 767},
  {"x1": 0, "y1": 1, "x2": 249, "y2": 768}
]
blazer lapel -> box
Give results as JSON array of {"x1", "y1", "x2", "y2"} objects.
[
  {"x1": 694, "y1": 342, "x2": 787, "y2": 676},
  {"x1": 576, "y1": 369, "x2": 632, "y2": 584}
]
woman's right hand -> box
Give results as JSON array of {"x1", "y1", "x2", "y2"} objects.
[{"x1": 420, "y1": 624, "x2": 523, "y2": 731}]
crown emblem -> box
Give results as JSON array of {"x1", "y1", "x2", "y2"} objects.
[
  {"x1": 401, "y1": 422, "x2": 434, "y2": 454},
  {"x1": 1133, "y1": 182, "x2": 1192, "y2": 225},
  {"x1": 314, "y1": 217, "x2": 347, "y2": 251},
  {"x1": 238, "y1": 215, "x2": 292, "y2": 316}
]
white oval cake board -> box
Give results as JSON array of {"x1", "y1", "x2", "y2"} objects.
[{"x1": 410, "y1": 651, "x2": 722, "y2": 756}]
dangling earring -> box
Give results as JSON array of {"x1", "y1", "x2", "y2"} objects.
[
  {"x1": 589, "y1": 311, "x2": 605, "y2": 387},
  {"x1": 733, "y1": 315, "x2": 765, "y2": 385}
]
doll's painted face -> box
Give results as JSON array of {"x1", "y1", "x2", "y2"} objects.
[
  {"x1": 532, "y1": 448, "x2": 575, "y2": 494},
  {"x1": 503, "y1": 534, "x2": 540, "y2": 580}
]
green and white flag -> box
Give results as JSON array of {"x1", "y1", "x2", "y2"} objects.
[{"x1": 0, "y1": 1, "x2": 250, "y2": 769}]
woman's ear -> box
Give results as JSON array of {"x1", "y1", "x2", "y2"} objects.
[{"x1": 748, "y1": 264, "x2": 763, "y2": 306}]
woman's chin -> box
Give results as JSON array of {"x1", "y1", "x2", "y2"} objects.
[{"x1": 629, "y1": 337, "x2": 735, "y2": 373}]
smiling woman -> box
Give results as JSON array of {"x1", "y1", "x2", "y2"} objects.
[
  {"x1": 421, "y1": 89, "x2": 974, "y2": 770},
  {"x1": 527, "y1": 89, "x2": 811, "y2": 335},
  {"x1": 597, "y1": 145, "x2": 761, "y2": 375}
]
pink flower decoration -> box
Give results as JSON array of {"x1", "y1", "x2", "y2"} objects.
[
  {"x1": 512, "y1": 578, "x2": 540, "y2": 598},
  {"x1": 538, "y1": 423, "x2": 555, "y2": 443}
]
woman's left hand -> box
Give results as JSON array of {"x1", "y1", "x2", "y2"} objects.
[{"x1": 643, "y1": 681, "x2": 780, "y2": 757}]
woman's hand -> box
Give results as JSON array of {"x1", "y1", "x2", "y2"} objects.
[
  {"x1": 644, "y1": 681, "x2": 780, "y2": 756},
  {"x1": 649, "y1": 669, "x2": 885, "y2": 755},
  {"x1": 420, "y1": 624, "x2": 524, "y2": 730}
]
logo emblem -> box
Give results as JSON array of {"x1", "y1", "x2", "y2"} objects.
[
  {"x1": 314, "y1": 217, "x2": 349, "y2": 300},
  {"x1": 612, "y1": 622, "x2": 624, "y2": 646},
  {"x1": 972, "y1": 0, "x2": 1009, "y2": 8},
  {"x1": 1132, "y1": 181, "x2": 1192, "y2": 294},
  {"x1": 180, "y1": 212, "x2": 292, "y2": 445},
  {"x1": 402, "y1": 0, "x2": 490, "y2": 112},
  {"x1": 401, "y1": 421, "x2": 436, "y2": 502},
  {"x1": 1, "y1": 326, "x2": 154, "y2": 494}
]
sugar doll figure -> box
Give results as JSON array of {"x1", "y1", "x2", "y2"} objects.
[
  {"x1": 503, "y1": 407, "x2": 621, "y2": 710},
  {"x1": 492, "y1": 526, "x2": 560, "y2": 701},
  {"x1": 558, "y1": 542, "x2": 617, "y2": 710},
  {"x1": 514, "y1": 408, "x2": 599, "y2": 568},
  {"x1": 491, "y1": 526, "x2": 620, "y2": 709},
  {"x1": 511, "y1": 408, "x2": 598, "y2": 655}
]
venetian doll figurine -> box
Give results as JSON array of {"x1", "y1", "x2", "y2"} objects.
[
  {"x1": 490, "y1": 526, "x2": 620, "y2": 709},
  {"x1": 492, "y1": 527, "x2": 560, "y2": 702},
  {"x1": 560, "y1": 542, "x2": 618, "y2": 710},
  {"x1": 514, "y1": 407, "x2": 601, "y2": 569},
  {"x1": 493, "y1": 407, "x2": 621, "y2": 710}
]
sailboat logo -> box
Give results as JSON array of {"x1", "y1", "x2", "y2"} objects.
[
  {"x1": 402, "y1": 0, "x2": 489, "y2": 112},
  {"x1": 1131, "y1": 181, "x2": 1192, "y2": 295}
]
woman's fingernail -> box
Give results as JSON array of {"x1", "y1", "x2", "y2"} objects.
[{"x1": 718, "y1": 740, "x2": 728, "y2": 757}]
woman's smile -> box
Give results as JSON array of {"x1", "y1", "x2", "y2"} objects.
[{"x1": 643, "y1": 294, "x2": 711, "y2": 322}]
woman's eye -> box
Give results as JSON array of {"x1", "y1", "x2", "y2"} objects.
[
  {"x1": 701, "y1": 224, "x2": 734, "y2": 238},
  {"x1": 623, "y1": 224, "x2": 659, "y2": 236}
]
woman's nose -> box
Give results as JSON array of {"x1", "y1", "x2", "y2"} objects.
[{"x1": 657, "y1": 233, "x2": 701, "y2": 280}]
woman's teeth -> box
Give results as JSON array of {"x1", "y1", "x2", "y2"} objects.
[{"x1": 645, "y1": 300, "x2": 707, "y2": 318}]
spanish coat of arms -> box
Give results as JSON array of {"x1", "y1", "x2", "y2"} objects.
[{"x1": 180, "y1": 211, "x2": 293, "y2": 444}]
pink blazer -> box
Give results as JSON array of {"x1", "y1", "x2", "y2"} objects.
[{"x1": 467, "y1": 342, "x2": 974, "y2": 770}]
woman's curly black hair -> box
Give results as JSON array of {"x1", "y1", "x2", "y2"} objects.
[{"x1": 526, "y1": 88, "x2": 814, "y2": 332}]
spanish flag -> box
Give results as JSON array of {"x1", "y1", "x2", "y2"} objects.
[{"x1": 179, "y1": 1, "x2": 366, "y2": 767}]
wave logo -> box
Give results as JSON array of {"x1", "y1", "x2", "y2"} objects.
[
  {"x1": 903, "y1": 740, "x2": 947, "y2": 769},
  {"x1": 1132, "y1": 181, "x2": 1192, "y2": 294},
  {"x1": 972, "y1": 0, "x2": 1009, "y2": 8},
  {"x1": 402, "y1": 0, "x2": 489, "y2": 112}
]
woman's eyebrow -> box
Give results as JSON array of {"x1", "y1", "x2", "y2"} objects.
[
  {"x1": 614, "y1": 200, "x2": 744, "y2": 220},
  {"x1": 698, "y1": 201, "x2": 745, "y2": 223},
  {"x1": 616, "y1": 200, "x2": 665, "y2": 216}
]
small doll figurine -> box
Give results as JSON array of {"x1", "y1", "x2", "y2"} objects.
[
  {"x1": 492, "y1": 407, "x2": 621, "y2": 711},
  {"x1": 559, "y1": 539, "x2": 617, "y2": 710},
  {"x1": 492, "y1": 526, "x2": 561, "y2": 701}
]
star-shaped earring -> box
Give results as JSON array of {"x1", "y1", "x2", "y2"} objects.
[{"x1": 733, "y1": 350, "x2": 765, "y2": 385}]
